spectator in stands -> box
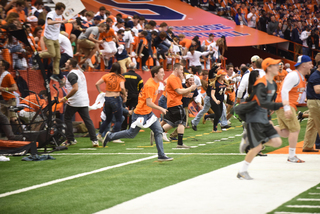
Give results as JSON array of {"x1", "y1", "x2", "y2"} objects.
[
  {"x1": 7, "y1": 0, "x2": 26, "y2": 23},
  {"x1": 257, "y1": 10, "x2": 267, "y2": 32},
  {"x1": 267, "y1": 15, "x2": 279, "y2": 36},
  {"x1": 234, "y1": 8, "x2": 247, "y2": 25},
  {"x1": 307, "y1": 29, "x2": 319, "y2": 57},
  {"x1": 292, "y1": 21, "x2": 303, "y2": 61},
  {"x1": 301, "y1": 26, "x2": 311, "y2": 56},
  {"x1": 99, "y1": 24, "x2": 117, "y2": 66},
  {"x1": 115, "y1": 29, "x2": 132, "y2": 73},
  {"x1": 84, "y1": 11, "x2": 94, "y2": 23},
  {"x1": 113, "y1": 18, "x2": 125, "y2": 32},
  {"x1": 92, "y1": 16, "x2": 101, "y2": 26},
  {"x1": 247, "y1": 6, "x2": 257, "y2": 28},
  {"x1": 77, "y1": 23, "x2": 106, "y2": 68},
  {"x1": 30, "y1": 0, "x2": 43, "y2": 18},
  {"x1": 38, "y1": 2, "x2": 73, "y2": 85},
  {"x1": 95, "y1": 6, "x2": 107, "y2": 20}
]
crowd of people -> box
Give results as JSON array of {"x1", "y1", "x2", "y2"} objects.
[
  {"x1": 208, "y1": 0, "x2": 320, "y2": 59},
  {"x1": 0, "y1": 1, "x2": 320, "y2": 180}
]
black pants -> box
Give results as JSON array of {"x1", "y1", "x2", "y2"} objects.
[
  {"x1": 138, "y1": 42, "x2": 150, "y2": 66},
  {"x1": 64, "y1": 105, "x2": 97, "y2": 141},
  {"x1": 121, "y1": 96, "x2": 138, "y2": 130},
  {"x1": 210, "y1": 100, "x2": 223, "y2": 130}
]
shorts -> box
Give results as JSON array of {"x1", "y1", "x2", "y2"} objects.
[
  {"x1": 276, "y1": 107, "x2": 300, "y2": 132},
  {"x1": 163, "y1": 105, "x2": 186, "y2": 128},
  {"x1": 246, "y1": 122, "x2": 279, "y2": 148},
  {"x1": 0, "y1": 98, "x2": 17, "y2": 119}
]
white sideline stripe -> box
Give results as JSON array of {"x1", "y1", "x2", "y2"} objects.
[
  {"x1": 96, "y1": 154, "x2": 320, "y2": 214},
  {"x1": 287, "y1": 205, "x2": 320, "y2": 208},
  {"x1": 309, "y1": 193, "x2": 320, "y2": 195},
  {"x1": 0, "y1": 155, "x2": 157, "y2": 198},
  {"x1": 297, "y1": 198, "x2": 320, "y2": 201},
  {"x1": 317, "y1": 187, "x2": 320, "y2": 189},
  {"x1": 51, "y1": 153, "x2": 246, "y2": 156},
  {"x1": 275, "y1": 212, "x2": 320, "y2": 214}
]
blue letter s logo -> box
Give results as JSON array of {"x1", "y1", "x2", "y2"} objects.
[{"x1": 95, "y1": 0, "x2": 185, "y2": 20}]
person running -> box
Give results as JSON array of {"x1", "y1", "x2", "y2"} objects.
[
  {"x1": 209, "y1": 69, "x2": 228, "y2": 132},
  {"x1": 96, "y1": 62, "x2": 126, "y2": 142},
  {"x1": 162, "y1": 63, "x2": 197, "y2": 148},
  {"x1": 102, "y1": 66, "x2": 173, "y2": 162},
  {"x1": 275, "y1": 55, "x2": 313, "y2": 163},
  {"x1": 237, "y1": 58, "x2": 287, "y2": 180}
]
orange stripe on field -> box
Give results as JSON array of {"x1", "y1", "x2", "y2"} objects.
[{"x1": 268, "y1": 141, "x2": 320, "y2": 155}]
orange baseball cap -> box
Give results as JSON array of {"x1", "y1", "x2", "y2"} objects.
[
  {"x1": 217, "y1": 69, "x2": 227, "y2": 76},
  {"x1": 262, "y1": 58, "x2": 281, "y2": 71}
]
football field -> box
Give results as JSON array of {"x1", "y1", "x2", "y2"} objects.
[{"x1": 1, "y1": 107, "x2": 319, "y2": 214}]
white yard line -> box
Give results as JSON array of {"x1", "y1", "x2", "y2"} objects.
[
  {"x1": 287, "y1": 205, "x2": 320, "y2": 208},
  {"x1": 297, "y1": 198, "x2": 320, "y2": 201},
  {"x1": 275, "y1": 212, "x2": 320, "y2": 214},
  {"x1": 309, "y1": 193, "x2": 320, "y2": 195},
  {"x1": 0, "y1": 155, "x2": 157, "y2": 198},
  {"x1": 52, "y1": 153, "x2": 246, "y2": 156},
  {"x1": 95, "y1": 154, "x2": 320, "y2": 214}
]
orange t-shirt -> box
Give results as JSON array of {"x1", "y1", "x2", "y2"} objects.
[
  {"x1": 0, "y1": 72, "x2": 16, "y2": 100},
  {"x1": 179, "y1": 38, "x2": 192, "y2": 49},
  {"x1": 7, "y1": 8, "x2": 26, "y2": 23},
  {"x1": 102, "y1": 73, "x2": 125, "y2": 92},
  {"x1": 134, "y1": 78, "x2": 159, "y2": 115},
  {"x1": 166, "y1": 74, "x2": 183, "y2": 108},
  {"x1": 273, "y1": 69, "x2": 288, "y2": 93},
  {"x1": 276, "y1": 70, "x2": 306, "y2": 110},
  {"x1": 20, "y1": 94, "x2": 47, "y2": 112},
  {"x1": 99, "y1": 28, "x2": 115, "y2": 42}
]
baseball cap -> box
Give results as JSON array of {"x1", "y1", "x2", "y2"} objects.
[
  {"x1": 217, "y1": 70, "x2": 227, "y2": 76},
  {"x1": 294, "y1": 55, "x2": 312, "y2": 67},
  {"x1": 251, "y1": 55, "x2": 260, "y2": 63},
  {"x1": 27, "y1": 16, "x2": 38, "y2": 23},
  {"x1": 44, "y1": 6, "x2": 51, "y2": 12},
  {"x1": 262, "y1": 58, "x2": 281, "y2": 71},
  {"x1": 117, "y1": 18, "x2": 124, "y2": 23},
  {"x1": 186, "y1": 74, "x2": 194, "y2": 80},
  {"x1": 93, "y1": 16, "x2": 101, "y2": 21}
]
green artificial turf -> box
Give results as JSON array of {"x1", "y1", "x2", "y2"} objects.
[
  {"x1": 0, "y1": 107, "x2": 311, "y2": 214},
  {"x1": 268, "y1": 184, "x2": 320, "y2": 214}
]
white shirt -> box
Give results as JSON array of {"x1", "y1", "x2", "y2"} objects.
[
  {"x1": 286, "y1": 68, "x2": 292, "y2": 73},
  {"x1": 300, "y1": 30, "x2": 311, "y2": 47},
  {"x1": 59, "y1": 34, "x2": 73, "y2": 57},
  {"x1": 44, "y1": 11, "x2": 63, "y2": 40},
  {"x1": 66, "y1": 69, "x2": 89, "y2": 107},
  {"x1": 113, "y1": 25, "x2": 125, "y2": 33},
  {"x1": 237, "y1": 68, "x2": 265, "y2": 99},
  {"x1": 208, "y1": 41, "x2": 219, "y2": 59},
  {"x1": 183, "y1": 51, "x2": 210, "y2": 67},
  {"x1": 247, "y1": 12, "x2": 257, "y2": 28}
]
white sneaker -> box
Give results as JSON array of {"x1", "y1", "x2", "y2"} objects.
[
  {"x1": 92, "y1": 141, "x2": 99, "y2": 147},
  {"x1": 97, "y1": 134, "x2": 103, "y2": 143},
  {"x1": 112, "y1": 139, "x2": 124, "y2": 143},
  {"x1": 162, "y1": 132, "x2": 170, "y2": 142},
  {"x1": 86, "y1": 59, "x2": 94, "y2": 68}
]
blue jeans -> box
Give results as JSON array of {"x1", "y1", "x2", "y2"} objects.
[
  {"x1": 102, "y1": 115, "x2": 125, "y2": 137},
  {"x1": 220, "y1": 103, "x2": 228, "y2": 126},
  {"x1": 158, "y1": 95, "x2": 167, "y2": 109},
  {"x1": 157, "y1": 42, "x2": 171, "y2": 54},
  {"x1": 106, "y1": 112, "x2": 166, "y2": 158},
  {"x1": 302, "y1": 46, "x2": 309, "y2": 56},
  {"x1": 99, "y1": 96, "x2": 123, "y2": 134},
  {"x1": 192, "y1": 95, "x2": 211, "y2": 126}
]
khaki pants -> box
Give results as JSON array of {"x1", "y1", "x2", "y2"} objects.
[
  {"x1": 118, "y1": 57, "x2": 132, "y2": 73},
  {"x1": 276, "y1": 106, "x2": 300, "y2": 133},
  {"x1": 39, "y1": 37, "x2": 61, "y2": 75},
  {"x1": 78, "y1": 39, "x2": 95, "y2": 58},
  {"x1": 0, "y1": 98, "x2": 17, "y2": 119},
  {"x1": 303, "y1": 100, "x2": 320, "y2": 149},
  {"x1": 170, "y1": 107, "x2": 189, "y2": 138}
]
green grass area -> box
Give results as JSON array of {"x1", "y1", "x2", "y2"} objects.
[
  {"x1": 0, "y1": 107, "x2": 312, "y2": 213},
  {"x1": 268, "y1": 184, "x2": 320, "y2": 214}
]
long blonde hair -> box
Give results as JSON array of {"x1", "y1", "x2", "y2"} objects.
[{"x1": 209, "y1": 73, "x2": 228, "y2": 88}]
